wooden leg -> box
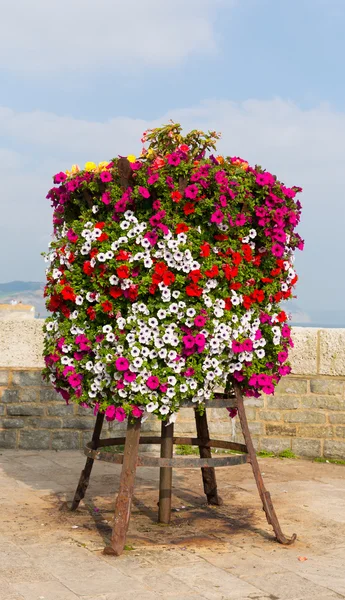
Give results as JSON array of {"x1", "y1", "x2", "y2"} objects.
[
  {"x1": 104, "y1": 418, "x2": 141, "y2": 556},
  {"x1": 234, "y1": 382, "x2": 296, "y2": 545},
  {"x1": 158, "y1": 422, "x2": 174, "y2": 524},
  {"x1": 71, "y1": 411, "x2": 105, "y2": 511},
  {"x1": 194, "y1": 409, "x2": 223, "y2": 506}
]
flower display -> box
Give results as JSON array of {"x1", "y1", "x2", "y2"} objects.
[{"x1": 43, "y1": 123, "x2": 303, "y2": 425}]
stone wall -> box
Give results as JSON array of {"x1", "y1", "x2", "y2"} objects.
[{"x1": 0, "y1": 321, "x2": 345, "y2": 458}]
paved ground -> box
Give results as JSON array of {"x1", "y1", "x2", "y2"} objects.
[{"x1": 0, "y1": 449, "x2": 345, "y2": 600}]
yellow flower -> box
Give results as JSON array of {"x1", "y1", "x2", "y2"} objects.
[
  {"x1": 127, "y1": 154, "x2": 136, "y2": 163},
  {"x1": 98, "y1": 161, "x2": 108, "y2": 171},
  {"x1": 71, "y1": 164, "x2": 80, "y2": 173},
  {"x1": 84, "y1": 161, "x2": 97, "y2": 172}
]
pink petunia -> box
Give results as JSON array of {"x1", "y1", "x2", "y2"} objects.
[
  {"x1": 115, "y1": 407, "x2": 126, "y2": 422},
  {"x1": 101, "y1": 192, "x2": 111, "y2": 205},
  {"x1": 194, "y1": 315, "x2": 206, "y2": 327},
  {"x1": 124, "y1": 371, "x2": 136, "y2": 382},
  {"x1": 210, "y1": 209, "x2": 224, "y2": 224},
  {"x1": 100, "y1": 171, "x2": 112, "y2": 183},
  {"x1": 115, "y1": 357, "x2": 129, "y2": 371},
  {"x1": 132, "y1": 406, "x2": 143, "y2": 418},
  {"x1": 146, "y1": 376, "x2": 160, "y2": 390},
  {"x1": 67, "y1": 229, "x2": 78, "y2": 243},
  {"x1": 139, "y1": 186, "x2": 150, "y2": 198},
  {"x1": 184, "y1": 184, "x2": 199, "y2": 199},
  {"x1": 271, "y1": 243, "x2": 284, "y2": 258}
]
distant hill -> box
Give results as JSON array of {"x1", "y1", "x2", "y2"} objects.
[{"x1": 0, "y1": 281, "x2": 47, "y2": 318}]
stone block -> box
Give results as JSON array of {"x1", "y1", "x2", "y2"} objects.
[
  {"x1": 259, "y1": 437, "x2": 292, "y2": 453},
  {"x1": 284, "y1": 411, "x2": 326, "y2": 424},
  {"x1": 300, "y1": 395, "x2": 344, "y2": 411},
  {"x1": 289, "y1": 327, "x2": 318, "y2": 375},
  {"x1": 275, "y1": 378, "x2": 308, "y2": 395},
  {"x1": 297, "y1": 425, "x2": 333, "y2": 438},
  {"x1": 28, "y1": 417, "x2": 62, "y2": 429},
  {"x1": 0, "y1": 418, "x2": 25, "y2": 428},
  {"x1": 19, "y1": 430, "x2": 51, "y2": 449},
  {"x1": 248, "y1": 421, "x2": 264, "y2": 435},
  {"x1": 258, "y1": 410, "x2": 282, "y2": 422},
  {"x1": 324, "y1": 440, "x2": 345, "y2": 459},
  {"x1": 62, "y1": 417, "x2": 95, "y2": 430},
  {"x1": 52, "y1": 431, "x2": 80, "y2": 450},
  {"x1": 266, "y1": 423, "x2": 297, "y2": 436},
  {"x1": 267, "y1": 394, "x2": 299, "y2": 409},
  {"x1": 292, "y1": 438, "x2": 321, "y2": 458},
  {"x1": 244, "y1": 396, "x2": 265, "y2": 408},
  {"x1": 310, "y1": 378, "x2": 343, "y2": 395},
  {"x1": 12, "y1": 370, "x2": 44, "y2": 386},
  {"x1": 0, "y1": 369, "x2": 9, "y2": 385},
  {"x1": 0, "y1": 430, "x2": 17, "y2": 448},
  {"x1": 39, "y1": 387, "x2": 61, "y2": 402},
  {"x1": 0, "y1": 405, "x2": 5, "y2": 416},
  {"x1": 7, "y1": 404, "x2": 44, "y2": 416},
  {"x1": 335, "y1": 426, "x2": 345, "y2": 438},
  {"x1": 329, "y1": 413, "x2": 345, "y2": 424},
  {"x1": 1, "y1": 389, "x2": 19, "y2": 403},
  {"x1": 18, "y1": 387, "x2": 40, "y2": 402},
  {"x1": 319, "y1": 329, "x2": 345, "y2": 376},
  {"x1": 76, "y1": 405, "x2": 94, "y2": 417},
  {"x1": 47, "y1": 404, "x2": 75, "y2": 416}
]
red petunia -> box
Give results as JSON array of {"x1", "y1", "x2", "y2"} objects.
[
  {"x1": 127, "y1": 285, "x2": 138, "y2": 301},
  {"x1": 277, "y1": 311, "x2": 287, "y2": 323},
  {"x1": 200, "y1": 242, "x2": 211, "y2": 258},
  {"x1": 87, "y1": 307, "x2": 96, "y2": 320},
  {"x1": 90, "y1": 248, "x2": 98, "y2": 259},
  {"x1": 109, "y1": 287, "x2": 122, "y2": 299},
  {"x1": 223, "y1": 265, "x2": 238, "y2": 280},
  {"x1": 149, "y1": 284, "x2": 157, "y2": 295},
  {"x1": 252, "y1": 289, "x2": 265, "y2": 303},
  {"x1": 98, "y1": 232, "x2": 109, "y2": 242},
  {"x1": 83, "y1": 261, "x2": 94, "y2": 275},
  {"x1": 183, "y1": 202, "x2": 195, "y2": 216},
  {"x1": 154, "y1": 262, "x2": 168, "y2": 275},
  {"x1": 214, "y1": 234, "x2": 228, "y2": 241},
  {"x1": 186, "y1": 283, "x2": 203, "y2": 297},
  {"x1": 261, "y1": 277, "x2": 273, "y2": 284},
  {"x1": 175, "y1": 223, "x2": 189, "y2": 234},
  {"x1": 243, "y1": 295, "x2": 253, "y2": 309},
  {"x1": 48, "y1": 295, "x2": 60, "y2": 311},
  {"x1": 205, "y1": 265, "x2": 219, "y2": 278},
  {"x1": 117, "y1": 265, "x2": 130, "y2": 279},
  {"x1": 61, "y1": 305, "x2": 71, "y2": 318},
  {"x1": 116, "y1": 250, "x2": 131, "y2": 261},
  {"x1": 95, "y1": 222, "x2": 105, "y2": 229},
  {"x1": 61, "y1": 285, "x2": 76, "y2": 302},
  {"x1": 274, "y1": 291, "x2": 283, "y2": 302},
  {"x1": 188, "y1": 269, "x2": 203, "y2": 283},
  {"x1": 230, "y1": 282, "x2": 242, "y2": 290},
  {"x1": 224, "y1": 297, "x2": 232, "y2": 311},
  {"x1": 232, "y1": 252, "x2": 242, "y2": 266},
  {"x1": 152, "y1": 272, "x2": 163, "y2": 285},
  {"x1": 163, "y1": 271, "x2": 175, "y2": 286},
  {"x1": 171, "y1": 191, "x2": 182, "y2": 203},
  {"x1": 102, "y1": 301, "x2": 113, "y2": 312}
]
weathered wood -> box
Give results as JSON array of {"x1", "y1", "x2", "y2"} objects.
[
  {"x1": 158, "y1": 422, "x2": 174, "y2": 523},
  {"x1": 93, "y1": 435, "x2": 247, "y2": 452},
  {"x1": 117, "y1": 157, "x2": 133, "y2": 190},
  {"x1": 234, "y1": 382, "x2": 297, "y2": 545},
  {"x1": 104, "y1": 418, "x2": 142, "y2": 556},
  {"x1": 195, "y1": 410, "x2": 223, "y2": 506},
  {"x1": 71, "y1": 411, "x2": 105, "y2": 511}
]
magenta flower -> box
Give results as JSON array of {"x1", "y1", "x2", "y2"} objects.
[
  {"x1": 262, "y1": 383, "x2": 275, "y2": 395},
  {"x1": 277, "y1": 351, "x2": 288, "y2": 363},
  {"x1": 105, "y1": 406, "x2": 116, "y2": 421},
  {"x1": 63, "y1": 366, "x2": 75, "y2": 377},
  {"x1": 281, "y1": 325, "x2": 291, "y2": 338},
  {"x1": 66, "y1": 229, "x2": 78, "y2": 243},
  {"x1": 235, "y1": 214, "x2": 246, "y2": 226},
  {"x1": 148, "y1": 173, "x2": 159, "y2": 185},
  {"x1": 194, "y1": 315, "x2": 206, "y2": 327},
  {"x1": 101, "y1": 192, "x2": 111, "y2": 205},
  {"x1": 157, "y1": 223, "x2": 169, "y2": 235},
  {"x1": 167, "y1": 152, "x2": 181, "y2": 166},
  {"x1": 139, "y1": 186, "x2": 150, "y2": 199},
  {"x1": 144, "y1": 231, "x2": 158, "y2": 246},
  {"x1": 100, "y1": 171, "x2": 112, "y2": 183},
  {"x1": 195, "y1": 333, "x2": 206, "y2": 347},
  {"x1": 132, "y1": 406, "x2": 143, "y2": 418},
  {"x1": 115, "y1": 199, "x2": 127, "y2": 212},
  {"x1": 271, "y1": 243, "x2": 284, "y2": 258},
  {"x1": 152, "y1": 199, "x2": 161, "y2": 210},
  {"x1": 258, "y1": 374, "x2": 270, "y2": 387},
  {"x1": 248, "y1": 374, "x2": 259, "y2": 387},
  {"x1": 232, "y1": 340, "x2": 242, "y2": 353},
  {"x1": 116, "y1": 380, "x2": 125, "y2": 389},
  {"x1": 183, "y1": 368, "x2": 195, "y2": 377},
  {"x1": 227, "y1": 408, "x2": 238, "y2": 418},
  {"x1": 233, "y1": 372, "x2": 245, "y2": 382},
  {"x1": 279, "y1": 365, "x2": 292, "y2": 376},
  {"x1": 242, "y1": 339, "x2": 253, "y2": 352},
  {"x1": 165, "y1": 176, "x2": 174, "y2": 189},
  {"x1": 57, "y1": 388, "x2": 70, "y2": 402},
  {"x1": 68, "y1": 373, "x2": 83, "y2": 388},
  {"x1": 124, "y1": 371, "x2": 136, "y2": 383},
  {"x1": 185, "y1": 184, "x2": 199, "y2": 199},
  {"x1": 115, "y1": 407, "x2": 126, "y2": 422},
  {"x1": 256, "y1": 172, "x2": 275, "y2": 187},
  {"x1": 93, "y1": 403, "x2": 100, "y2": 416},
  {"x1": 146, "y1": 376, "x2": 160, "y2": 390},
  {"x1": 183, "y1": 335, "x2": 195, "y2": 349},
  {"x1": 53, "y1": 172, "x2": 67, "y2": 184},
  {"x1": 115, "y1": 357, "x2": 129, "y2": 371},
  {"x1": 255, "y1": 330, "x2": 262, "y2": 340},
  {"x1": 160, "y1": 383, "x2": 168, "y2": 393},
  {"x1": 210, "y1": 209, "x2": 224, "y2": 224},
  {"x1": 219, "y1": 195, "x2": 227, "y2": 207}
]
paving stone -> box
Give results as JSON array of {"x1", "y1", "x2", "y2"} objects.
[{"x1": 12, "y1": 581, "x2": 79, "y2": 600}]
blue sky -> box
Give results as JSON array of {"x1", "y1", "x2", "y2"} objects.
[{"x1": 0, "y1": 0, "x2": 344, "y2": 317}]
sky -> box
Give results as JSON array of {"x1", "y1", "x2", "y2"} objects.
[{"x1": 0, "y1": 0, "x2": 344, "y2": 315}]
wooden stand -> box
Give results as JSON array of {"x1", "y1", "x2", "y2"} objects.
[{"x1": 71, "y1": 382, "x2": 296, "y2": 555}]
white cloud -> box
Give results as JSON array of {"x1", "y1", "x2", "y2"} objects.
[
  {"x1": 0, "y1": 0, "x2": 226, "y2": 73},
  {"x1": 0, "y1": 97, "x2": 343, "y2": 310}
]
